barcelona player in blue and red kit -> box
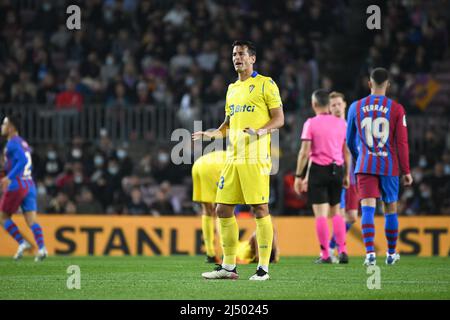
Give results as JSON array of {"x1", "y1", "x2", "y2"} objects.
[
  {"x1": 347, "y1": 68, "x2": 413, "y2": 266},
  {"x1": 0, "y1": 115, "x2": 48, "y2": 261}
]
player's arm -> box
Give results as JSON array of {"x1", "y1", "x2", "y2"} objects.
[
  {"x1": 346, "y1": 103, "x2": 358, "y2": 160},
  {"x1": 395, "y1": 105, "x2": 413, "y2": 186},
  {"x1": 294, "y1": 119, "x2": 311, "y2": 194},
  {"x1": 192, "y1": 115, "x2": 230, "y2": 140},
  {"x1": 6, "y1": 143, "x2": 27, "y2": 180},
  {"x1": 294, "y1": 140, "x2": 311, "y2": 195},
  {"x1": 1, "y1": 143, "x2": 27, "y2": 190},
  {"x1": 343, "y1": 143, "x2": 350, "y2": 188},
  {"x1": 301, "y1": 158, "x2": 312, "y2": 192}
]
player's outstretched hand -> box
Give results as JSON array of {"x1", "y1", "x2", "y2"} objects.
[
  {"x1": 294, "y1": 177, "x2": 303, "y2": 195},
  {"x1": 402, "y1": 173, "x2": 413, "y2": 186},
  {"x1": 192, "y1": 131, "x2": 211, "y2": 141}
]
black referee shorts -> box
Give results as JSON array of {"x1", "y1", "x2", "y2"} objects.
[{"x1": 308, "y1": 162, "x2": 344, "y2": 205}]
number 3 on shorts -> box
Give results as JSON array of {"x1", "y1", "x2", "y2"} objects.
[{"x1": 218, "y1": 176, "x2": 225, "y2": 190}]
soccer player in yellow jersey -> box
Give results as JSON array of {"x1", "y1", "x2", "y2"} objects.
[
  {"x1": 192, "y1": 150, "x2": 227, "y2": 263},
  {"x1": 193, "y1": 40, "x2": 284, "y2": 281}
]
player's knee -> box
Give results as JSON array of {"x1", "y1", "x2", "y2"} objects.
[
  {"x1": 0, "y1": 212, "x2": 7, "y2": 224},
  {"x1": 203, "y1": 203, "x2": 215, "y2": 216},
  {"x1": 24, "y1": 213, "x2": 37, "y2": 227},
  {"x1": 252, "y1": 205, "x2": 269, "y2": 218},
  {"x1": 384, "y1": 202, "x2": 397, "y2": 214},
  {"x1": 329, "y1": 204, "x2": 342, "y2": 217},
  {"x1": 215, "y1": 205, "x2": 233, "y2": 218}
]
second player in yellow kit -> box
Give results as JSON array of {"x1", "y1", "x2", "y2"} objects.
[
  {"x1": 192, "y1": 150, "x2": 227, "y2": 263},
  {"x1": 192, "y1": 150, "x2": 227, "y2": 204},
  {"x1": 193, "y1": 40, "x2": 284, "y2": 281}
]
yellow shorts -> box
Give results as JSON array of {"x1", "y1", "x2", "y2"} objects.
[
  {"x1": 192, "y1": 151, "x2": 226, "y2": 203},
  {"x1": 215, "y1": 159, "x2": 271, "y2": 205}
]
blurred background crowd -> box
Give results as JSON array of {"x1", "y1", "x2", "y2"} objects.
[{"x1": 0, "y1": 0, "x2": 449, "y2": 216}]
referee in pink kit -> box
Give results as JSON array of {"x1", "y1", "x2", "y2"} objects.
[{"x1": 294, "y1": 89, "x2": 350, "y2": 264}]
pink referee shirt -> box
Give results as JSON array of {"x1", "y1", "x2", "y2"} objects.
[{"x1": 301, "y1": 113, "x2": 347, "y2": 166}]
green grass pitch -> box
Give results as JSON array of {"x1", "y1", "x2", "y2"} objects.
[{"x1": 0, "y1": 256, "x2": 449, "y2": 300}]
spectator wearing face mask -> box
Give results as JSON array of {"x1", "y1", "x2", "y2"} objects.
[
  {"x1": 98, "y1": 130, "x2": 116, "y2": 159},
  {"x1": 103, "y1": 158, "x2": 125, "y2": 209},
  {"x1": 152, "y1": 148, "x2": 171, "y2": 183},
  {"x1": 72, "y1": 162, "x2": 88, "y2": 196},
  {"x1": 89, "y1": 156, "x2": 109, "y2": 210},
  {"x1": 152, "y1": 148, "x2": 185, "y2": 184},
  {"x1": 67, "y1": 136, "x2": 87, "y2": 164},
  {"x1": 41, "y1": 145, "x2": 62, "y2": 179},
  {"x1": 101, "y1": 54, "x2": 120, "y2": 83},
  {"x1": 116, "y1": 146, "x2": 133, "y2": 176}
]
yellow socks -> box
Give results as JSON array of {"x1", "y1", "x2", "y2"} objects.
[
  {"x1": 202, "y1": 215, "x2": 216, "y2": 257},
  {"x1": 256, "y1": 215, "x2": 274, "y2": 271},
  {"x1": 219, "y1": 216, "x2": 239, "y2": 267}
]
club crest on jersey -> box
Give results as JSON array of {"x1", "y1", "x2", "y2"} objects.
[{"x1": 249, "y1": 85, "x2": 255, "y2": 93}]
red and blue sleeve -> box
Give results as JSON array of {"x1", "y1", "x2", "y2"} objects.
[
  {"x1": 394, "y1": 103, "x2": 410, "y2": 175},
  {"x1": 6, "y1": 141, "x2": 27, "y2": 180},
  {"x1": 346, "y1": 102, "x2": 359, "y2": 161}
]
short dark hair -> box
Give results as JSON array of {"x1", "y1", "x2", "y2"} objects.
[
  {"x1": 232, "y1": 40, "x2": 256, "y2": 56},
  {"x1": 370, "y1": 67, "x2": 389, "y2": 86},
  {"x1": 5, "y1": 113, "x2": 21, "y2": 132},
  {"x1": 312, "y1": 89, "x2": 330, "y2": 107}
]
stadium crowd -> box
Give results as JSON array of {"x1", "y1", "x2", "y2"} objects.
[{"x1": 0, "y1": 0, "x2": 449, "y2": 215}]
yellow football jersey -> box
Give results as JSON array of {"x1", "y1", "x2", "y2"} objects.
[{"x1": 225, "y1": 71, "x2": 282, "y2": 161}]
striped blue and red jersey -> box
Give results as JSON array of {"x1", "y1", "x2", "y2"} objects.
[
  {"x1": 3, "y1": 135, "x2": 34, "y2": 191},
  {"x1": 346, "y1": 94, "x2": 410, "y2": 177}
]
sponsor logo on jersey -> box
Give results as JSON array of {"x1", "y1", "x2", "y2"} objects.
[{"x1": 229, "y1": 104, "x2": 256, "y2": 116}]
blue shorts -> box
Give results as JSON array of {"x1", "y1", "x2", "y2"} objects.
[
  {"x1": 357, "y1": 174, "x2": 399, "y2": 203},
  {"x1": 21, "y1": 184, "x2": 37, "y2": 212}
]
